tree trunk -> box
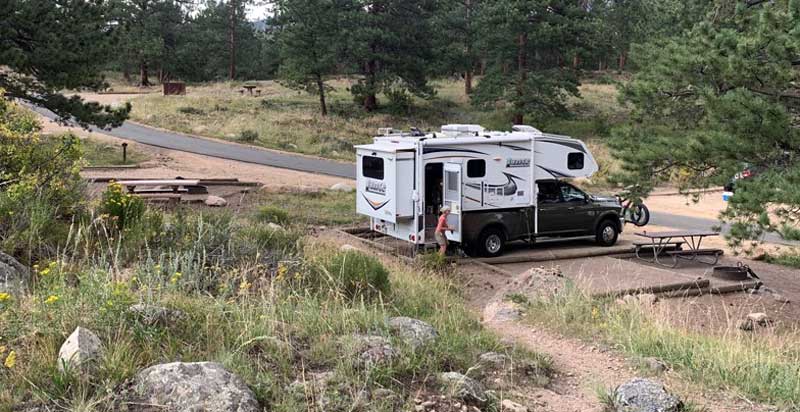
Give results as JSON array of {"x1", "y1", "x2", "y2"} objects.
[
  {"x1": 123, "y1": 66, "x2": 131, "y2": 83},
  {"x1": 465, "y1": 71, "x2": 473, "y2": 95},
  {"x1": 316, "y1": 74, "x2": 328, "y2": 116},
  {"x1": 573, "y1": 53, "x2": 580, "y2": 69},
  {"x1": 618, "y1": 52, "x2": 626, "y2": 72},
  {"x1": 364, "y1": 58, "x2": 378, "y2": 111},
  {"x1": 228, "y1": 0, "x2": 237, "y2": 80},
  {"x1": 513, "y1": 33, "x2": 528, "y2": 125},
  {"x1": 139, "y1": 61, "x2": 151, "y2": 87}
]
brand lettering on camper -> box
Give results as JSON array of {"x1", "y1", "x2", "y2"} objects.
[
  {"x1": 506, "y1": 158, "x2": 530, "y2": 168},
  {"x1": 366, "y1": 180, "x2": 387, "y2": 195}
]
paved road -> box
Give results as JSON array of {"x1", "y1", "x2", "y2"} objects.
[
  {"x1": 32, "y1": 104, "x2": 797, "y2": 245},
  {"x1": 29, "y1": 105, "x2": 357, "y2": 179}
]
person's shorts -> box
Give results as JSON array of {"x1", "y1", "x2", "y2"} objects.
[{"x1": 435, "y1": 231, "x2": 447, "y2": 247}]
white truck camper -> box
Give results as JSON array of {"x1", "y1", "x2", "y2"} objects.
[{"x1": 356, "y1": 124, "x2": 619, "y2": 257}]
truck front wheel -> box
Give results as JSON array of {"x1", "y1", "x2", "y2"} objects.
[
  {"x1": 479, "y1": 227, "x2": 506, "y2": 257},
  {"x1": 596, "y1": 220, "x2": 619, "y2": 247}
]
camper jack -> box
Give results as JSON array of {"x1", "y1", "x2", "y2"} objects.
[{"x1": 356, "y1": 124, "x2": 624, "y2": 257}]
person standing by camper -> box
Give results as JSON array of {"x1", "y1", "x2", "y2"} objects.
[{"x1": 435, "y1": 206, "x2": 452, "y2": 255}]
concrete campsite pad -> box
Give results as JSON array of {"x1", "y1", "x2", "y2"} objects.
[
  {"x1": 472, "y1": 238, "x2": 635, "y2": 265},
  {"x1": 496, "y1": 256, "x2": 710, "y2": 297}
]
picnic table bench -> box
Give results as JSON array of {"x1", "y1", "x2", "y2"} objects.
[
  {"x1": 635, "y1": 230, "x2": 723, "y2": 268},
  {"x1": 116, "y1": 179, "x2": 201, "y2": 194}
]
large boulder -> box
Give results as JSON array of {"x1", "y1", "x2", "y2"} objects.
[
  {"x1": 387, "y1": 317, "x2": 438, "y2": 348},
  {"x1": 58, "y1": 327, "x2": 103, "y2": 371},
  {"x1": 125, "y1": 362, "x2": 260, "y2": 412},
  {"x1": 0, "y1": 251, "x2": 30, "y2": 296},
  {"x1": 330, "y1": 183, "x2": 354, "y2": 192},
  {"x1": 438, "y1": 372, "x2": 487, "y2": 404},
  {"x1": 612, "y1": 378, "x2": 682, "y2": 412}
]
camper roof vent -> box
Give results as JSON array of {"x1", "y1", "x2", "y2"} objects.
[
  {"x1": 512, "y1": 125, "x2": 542, "y2": 134},
  {"x1": 441, "y1": 124, "x2": 485, "y2": 135}
]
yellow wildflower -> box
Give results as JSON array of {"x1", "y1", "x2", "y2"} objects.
[
  {"x1": 0, "y1": 292, "x2": 10, "y2": 302},
  {"x1": 4, "y1": 350, "x2": 16, "y2": 368},
  {"x1": 170, "y1": 272, "x2": 182, "y2": 284},
  {"x1": 0, "y1": 346, "x2": 6, "y2": 354},
  {"x1": 239, "y1": 280, "x2": 251, "y2": 293},
  {"x1": 39, "y1": 268, "x2": 50, "y2": 276},
  {"x1": 44, "y1": 295, "x2": 59, "y2": 305},
  {"x1": 591, "y1": 307, "x2": 600, "y2": 320}
]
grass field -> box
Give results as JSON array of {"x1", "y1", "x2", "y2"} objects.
[
  {"x1": 127, "y1": 77, "x2": 627, "y2": 168},
  {"x1": 78, "y1": 138, "x2": 150, "y2": 166}
]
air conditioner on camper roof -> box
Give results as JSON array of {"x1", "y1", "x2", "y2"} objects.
[
  {"x1": 512, "y1": 125, "x2": 542, "y2": 133},
  {"x1": 441, "y1": 124, "x2": 484, "y2": 134}
]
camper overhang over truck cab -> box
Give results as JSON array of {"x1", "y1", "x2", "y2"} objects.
[{"x1": 355, "y1": 124, "x2": 624, "y2": 257}]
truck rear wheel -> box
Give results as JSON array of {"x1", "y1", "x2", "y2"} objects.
[
  {"x1": 479, "y1": 227, "x2": 505, "y2": 257},
  {"x1": 596, "y1": 220, "x2": 619, "y2": 247}
]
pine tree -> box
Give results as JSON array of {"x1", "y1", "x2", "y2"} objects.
[
  {"x1": 471, "y1": 0, "x2": 589, "y2": 125},
  {"x1": 0, "y1": 0, "x2": 129, "y2": 128},
  {"x1": 275, "y1": 0, "x2": 350, "y2": 115},
  {"x1": 345, "y1": 0, "x2": 438, "y2": 111},
  {"x1": 611, "y1": 0, "x2": 800, "y2": 244}
]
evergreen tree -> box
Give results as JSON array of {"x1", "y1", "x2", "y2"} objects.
[
  {"x1": 611, "y1": 0, "x2": 800, "y2": 244},
  {"x1": 472, "y1": 0, "x2": 589, "y2": 125},
  {"x1": 0, "y1": 0, "x2": 129, "y2": 128},
  {"x1": 433, "y1": 0, "x2": 483, "y2": 95},
  {"x1": 345, "y1": 0, "x2": 438, "y2": 111},
  {"x1": 275, "y1": 0, "x2": 350, "y2": 115}
]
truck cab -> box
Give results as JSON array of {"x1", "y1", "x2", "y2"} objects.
[{"x1": 462, "y1": 180, "x2": 624, "y2": 257}]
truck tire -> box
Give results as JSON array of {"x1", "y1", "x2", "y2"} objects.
[
  {"x1": 596, "y1": 220, "x2": 619, "y2": 247},
  {"x1": 479, "y1": 227, "x2": 506, "y2": 257}
]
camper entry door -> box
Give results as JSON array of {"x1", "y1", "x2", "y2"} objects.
[{"x1": 443, "y1": 163, "x2": 462, "y2": 242}]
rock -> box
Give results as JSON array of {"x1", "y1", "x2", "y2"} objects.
[
  {"x1": 737, "y1": 319, "x2": 754, "y2": 331},
  {"x1": 642, "y1": 357, "x2": 667, "y2": 373},
  {"x1": 340, "y1": 334, "x2": 397, "y2": 366},
  {"x1": 750, "y1": 247, "x2": 768, "y2": 261},
  {"x1": 438, "y1": 372, "x2": 486, "y2": 404},
  {"x1": 204, "y1": 195, "x2": 227, "y2": 207},
  {"x1": 330, "y1": 183, "x2": 354, "y2": 192},
  {"x1": 612, "y1": 378, "x2": 682, "y2": 412},
  {"x1": 478, "y1": 352, "x2": 512, "y2": 372},
  {"x1": 289, "y1": 371, "x2": 335, "y2": 409},
  {"x1": 340, "y1": 244, "x2": 358, "y2": 252},
  {"x1": 622, "y1": 294, "x2": 659, "y2": 306},
  {"x1": 772, "y1": 293, "x2": 791, "y2": 304},
  {"x1": 388, "y1": 317, "x2": 438, "y2": 348},
  {"x1": 58, "y1": 327, "x2": 103, "y2": 371},
  {"x1": 746, "y1": 312, "x2": 771, "y2": 327},
  {"x1": 126, "y1": 362, "x2": 260, "y2": 412},
  {"x1": 127, "y1": 304, "x2": 185, "y2": 326},
  {"x1": 0, "y1": 251, "x2": 30, "y2": 296},
  {"x1": 500, "y1": 399, "x2": 528, "y2": 412},
  {"x1": 267, "y1": 222, "x2": 285, "y2": 232}
]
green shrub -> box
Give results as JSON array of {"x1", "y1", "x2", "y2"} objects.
[
  {"x1": 385, "y1": 87, "x2": 413, "y2": 115},
  {"x1": 417, "y1": 251, "x2": 450, "y2": 273},
  {"x1": 98, "y1": 182, "x2": 145, "y2": 230},
  {"x1": 242, "y1": 224, "x2": 300, "y2": 253},
  {"x1": 306, "y1": 248, "x2": 390, "y2": 300},
  {"x1": 239, "y1": 129, "x2": 259, "y2": 142},
  {"x1": 256, "y1": 206, "x2": 289, "y2": 225}
]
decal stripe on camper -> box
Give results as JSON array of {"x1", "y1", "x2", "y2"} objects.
[{"x1": 361, "y1": 193, "x2": 390, "y2": 211}]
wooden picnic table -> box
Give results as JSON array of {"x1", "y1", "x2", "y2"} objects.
[
  {"x1": 635, "y1": 230, "x2": 723, "y2": 268},
  {"x1": 116, "y1": 179, "x2": 200, "y2": 193},
  {"x1": 242, "y1": 85, "x2": 257, "y2": 95}
]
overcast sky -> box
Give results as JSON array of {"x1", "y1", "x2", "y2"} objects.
[{"x1": 246, "y1": 2, "x2": 272, "y2": 20}]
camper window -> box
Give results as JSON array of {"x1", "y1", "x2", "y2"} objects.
[
  {"x1": 567, "y1": 153, "x2": 584, "y2": 170},
  {"x1": 362, "y1": 156, "x2": 385, "y2": 180},
  {"x1": 466, "y1": 159, "x2": 486, "y2": 178}
]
